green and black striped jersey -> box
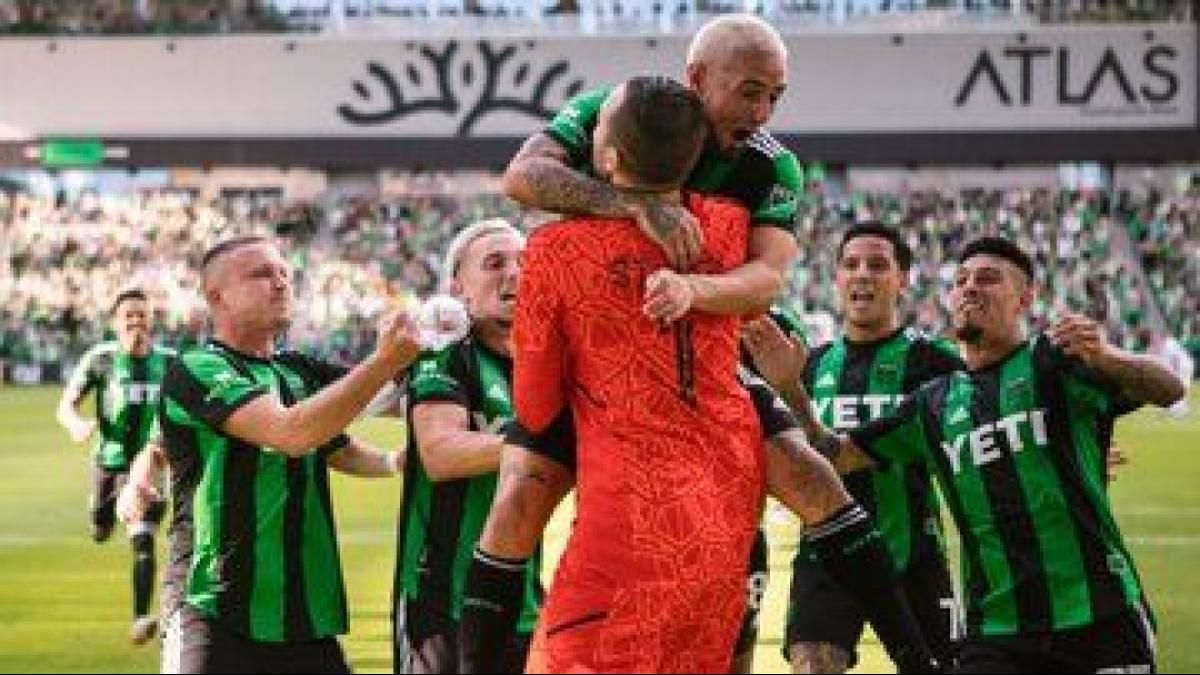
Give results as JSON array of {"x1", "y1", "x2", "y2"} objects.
[
  {"x1": 159, "y1": 340, "x2": 351, "y2": 643},
  {"x1": 397, "y1": 336, "x2": 542, "y2": 633},
  {"x1": 852, "y1": 335, "x2": 1147, "y2": 637},
  {"x1": 545, "y1": 87, "x2": 803, "y2": 230},
  {"x1": 65, "y1": 342, "x2": 174, "y2": 470},
  {"x1": 804, "y1": 327, "x2": 964, "y2": 571}
]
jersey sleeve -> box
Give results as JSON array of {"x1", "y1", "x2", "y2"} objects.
[
  {"x1": 849, "y1": 389, "x2": 929, "y2": 468},
  {"x1": 750, "y1": 149, "x2": 803, "y2": 230},
  {"x1": 63, "y1": 345, "x2": 105, "y2": 406},
  {"x1": 1034, "y1": 335, "x2": 1141, "y2": 418},
  {"x1": 512, "y1": 231, "x2": 569, "y2": 434},
  {"x1": 164, "y1": 351, "x2": 269, "y2": 429},
  {"x1": 407, "y1": 346, "x2": 469, "y2": 408},
  {"x1": 543, "y1": 87, "x2": 611, "y2": 169}
]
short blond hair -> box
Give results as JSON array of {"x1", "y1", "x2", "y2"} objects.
[
  {"x1": 686, "y1": 13, "x2": 788, "y2": 69},
  {"x1": 440, "y1": 218, "x2": 525, "y2": 291}
]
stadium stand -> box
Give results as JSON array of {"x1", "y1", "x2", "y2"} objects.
[{"x1": 1, "y1": 170, "x2": 1194, "y2": 383}]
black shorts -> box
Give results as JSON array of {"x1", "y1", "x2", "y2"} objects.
[
  {"x1": 162, "y1": 603, "x2": 350, "y2": 675},
  {"x1": 90, "y1": 466, "x2": 166, "y2": 535},
  {"x1": 785, "y1": 542, "x2": 958, "y2": 667},
  {"x1": 954, "y1": 604, "x2": 1156, "y2": 674},
  {"x1": 508, "y1": 372, "x2": 799, "y2": 471},
  {"x1": 734, "y1": 528, "x2": 770, "y2": 656},
  {"x1": 393, "y1": 596, "x2": 530, "y2": 674}
]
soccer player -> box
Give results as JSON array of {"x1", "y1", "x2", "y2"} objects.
[
  {"x1": 56, "y1": 288, "x2": 174, "y2": 645},
  {"x1": 752, "y1": 224, "x2": 965, "y2": 673},
  {"x1": 392, "y1": 218, "x2": 540, "y2": 675},
  {"x1": 748, "y1": 237, "x2": 1185, "y2": 674},
  {"x1": 505, "y1": 12, "x2": 799, "y2": 315},
  {"x1": 502, "y1": 15, "x2": 801, "y2": 671},
  {"x1": 514, "y1": 75, "x2": 767, "y2": 674},
  {"x1": 156, "y1": 236, "x2": 418, "y2": 674},
  {"x1": 465, "y1": 77, "x2": 935, "y2": 674}
]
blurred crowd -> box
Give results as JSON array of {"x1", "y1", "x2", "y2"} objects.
[
  {"x1": 791, "y1": 187, "x2": 1173, "y2": 350},
  {"x1": 0, "y1": 0, "x2": 287, "y2": 35},
  {"x1": 0, "y1": 178, "x2": 1195, "y2": 383},
  {"x1": 0, "y1": 0, "x2": 1188, "y2": 35}
]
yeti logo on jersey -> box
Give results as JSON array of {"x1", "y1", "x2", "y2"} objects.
[
  {"x1": 941, "y1": 409, "x2": 1049, "y2": 474},
  {"x1": 814, "y1": 395, "x2": 907, "y2": 430},
  {"x1": 124, "y1": 383, "x2": 161, "y2": 405}
]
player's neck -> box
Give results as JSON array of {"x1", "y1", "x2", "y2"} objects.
[
  {"x1": 120, "y1": 340, "x2": 152, "y2": 358},
  {"x1": 474, "y1": 321, "x2": 512, "y2": 357},
  {"x1": 213, "y1": 323, "x2": 278, "y2": 360},
  {"x1": 844, "y1": 317, "x2": 901, "y2": 344},
  {"x1": 612, "y1": 178, "x2": 683, "y2": 203},
  {"x1": 961, "y1": 329, "x2": 1026, "y2": 371}
]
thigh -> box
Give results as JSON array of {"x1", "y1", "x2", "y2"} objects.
[
  {"x1": 90, "y1": 467, "x2": 123, "y2": 521},
  {"x1": 954, "y1": 638, "x2": 1036, "y2": 675},
  {"x1": 1053, "y1": 608, "x2": 1157, "y2": 674},
  {"x1": 274, "y1": 638, "x2": 353, "y2": 675},
  {"x1": 735, "y1": 529, "x2": 770, "y2": 655},
  {"x1": 785, "y1": 552, "x2": 865, "y2": 667},
  {"x1": 167, "y1": 605, "x2": 247, "y2": 675},
  {"x1": 397, "y1": 599, "x2": 458, "y2": 674}
]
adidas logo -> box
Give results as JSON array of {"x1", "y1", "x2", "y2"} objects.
[
  {"x1": 768, "y1": 185, "x2": 797, "y2": 207},
  {"x1": 948, "y1": 408, "x2": 971, "y2": 425},
  {"x1": 816, "y1": 373, "x2": 837, "y2": 389},
  {"x1": 486, "y1": 383, "x2": 509, "y2": 403}
]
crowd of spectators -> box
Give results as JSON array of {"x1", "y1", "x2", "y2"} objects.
[
  {"x1": 0, "y1": 0, "x2": 1187, "y2": 35},
  {"x1": 0, "y1": 0, "x2": 288, "y2": 36},
  {"x1": 0, "y1": 175, "x2": 1194, "y2": 384}
]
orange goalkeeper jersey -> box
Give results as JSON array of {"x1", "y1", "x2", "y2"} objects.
[{"x1": 513, "y1": 193, "x2": 766, "y2": 673}]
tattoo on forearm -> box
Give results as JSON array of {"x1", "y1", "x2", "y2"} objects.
[
  {"x1": 520, "y1": 161, "x2": 623, "y2": 218},
  {"x1": 1110, "y1": 355, "x2": 1184, "y2": 406}
]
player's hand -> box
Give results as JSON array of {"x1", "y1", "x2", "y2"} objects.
[
  {"x1": 1047, "y1": 312, "x2": 1113, "y2": 367},
  {"x1": 116, "y1": 478, "x2": 160, "y2": 526},
  {"x1": 626, "y1": 196, "x2": 703, "y2": 270},
  {"x1": 1106, "y1": 445, "x2": 1129, "y2": 483},
  {"x1": 68, "y1": 419, "x2": 97, "y2": 444},
  {"x1": 643, "y1": 270, "x2": 695, "y2": 324},
  {"x1": 742, "y1": 316, "x2": 809, "y2": 394},
  {"x1": 374, "y1": 309, "x2": 422, "y2": 373}
]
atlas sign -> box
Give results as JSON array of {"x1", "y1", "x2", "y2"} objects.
[{"x1": 956, "y1": 34, "x2": 1181, "y2": 116}]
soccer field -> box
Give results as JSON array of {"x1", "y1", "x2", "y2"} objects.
[{"x1": 1, "y1": 386, "x2": 1198, "y2": 674}]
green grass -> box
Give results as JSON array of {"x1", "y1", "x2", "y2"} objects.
[{"x1": 1, "y1": 386, "x2": 1198, "y2": 673}]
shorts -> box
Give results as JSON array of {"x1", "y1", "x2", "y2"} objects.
[
  {"x1": 785, "y1": 542, "x2": 957, "y2": 668},
  {"x1": 954, "y1": 604, "x2": 1156, "y2": 674},
  {"x1": 162, "y1": 603, "x2": 350, "y2": 675},
  {"x1": 393, "y1": 597, "x2": 530, "y2": 674},
  {"x1": 509, "y1": 374, "x2": 798, "y2": 471},
  {"x1": 734, "y1": 528, "x2": 770, "y2": 656},
  {"x1": 91, "y1": 466, "x2": 165, "y2": 539}
]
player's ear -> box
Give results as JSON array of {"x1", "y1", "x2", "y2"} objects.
[
  {"x1": 597, "y1": 145, "x2": 621, "y2": 182},
  {"x1": 448, "y1": 277, "x2": 465, "y2": 298},
  {"x1": 686, "y1": 61, "x2": 706, "y2": 94}
]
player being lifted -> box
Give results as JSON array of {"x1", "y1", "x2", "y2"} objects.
[
  {"x1": 57, "y1": 288, "x2": 174, "y2": 646},
  {"x1": 460, "y1": 77, "x2": 937, "y2": 674},
  {"x1": 746, "y1": 237, "x2": 1185, "y2": 674},
  {"x1": 498, "y1": 14, "x2": 800, "y2": 673}
]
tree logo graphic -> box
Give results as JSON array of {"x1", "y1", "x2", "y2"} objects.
[{"x1": 338, "y1": 41, "x2": 588, "y2": 136}]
